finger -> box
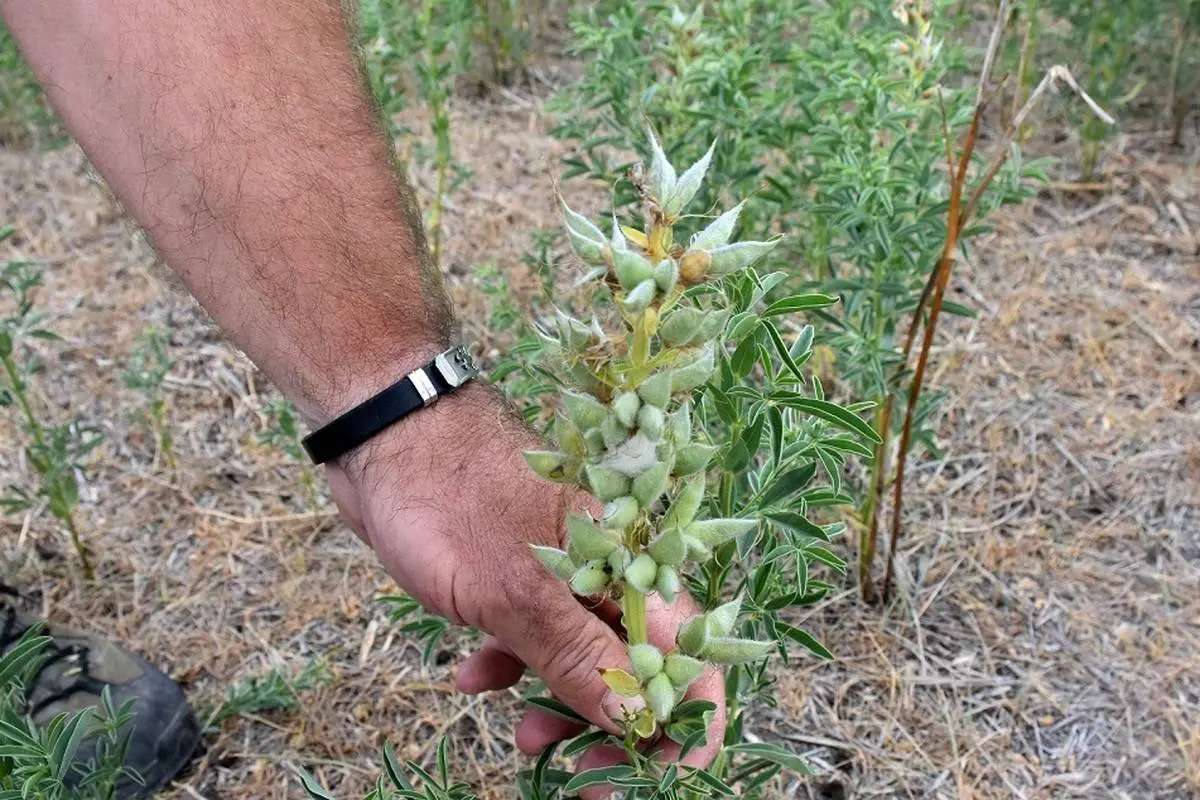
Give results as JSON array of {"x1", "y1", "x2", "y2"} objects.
[
  {"x1": 514, "y1": 705, "x2": 587, "y2": 756},
  {"x1": 484, "y1": 561, "x2": 644, "y2": 736},
  {"x1": 455, "y1": 636, "x2": 526, "y2": 694},
  {"x1": 574, "y1": 741, "x2": 628, "y2": 800},
  {"x1": 644, "y1": 665, "x2": 727, "y2": 769}
]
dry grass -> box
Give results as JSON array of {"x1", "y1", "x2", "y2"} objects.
[{"x1": 1, "y1": 77, "x2": 1197, "y2": 800}]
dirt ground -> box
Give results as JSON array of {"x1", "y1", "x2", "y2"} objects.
[{"x1": 1, "y1": 70, "x2": 1198, "y2": 799}]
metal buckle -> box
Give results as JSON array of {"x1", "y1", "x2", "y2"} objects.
[
  {"x1": 433, "y1": 345, "x2": 479, "y2": 389},
  {"x1": 408, "y1": 368, "x2": 438, "y2": 406}
]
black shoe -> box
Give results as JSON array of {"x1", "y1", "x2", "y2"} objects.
[{"x1": 0, "y1": 603, "x2": 201, "y2": 798}]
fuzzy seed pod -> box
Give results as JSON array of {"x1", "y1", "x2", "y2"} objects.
[
  {"x1": 661, "y1": 475, "x2": 705, "y2": 530},
  {"x1": 565, "y1": 227, "x2": 608, "y2": 265},
  {"x1": 607, "y1": 546, "x2": 632, "y2": 580},
  {"x1": 569, "y1": 560, "x2": 610, "y2": 596},
  {"x1": 655, "y1": 565, "x2": 681, "y2": 603},
  {"x1": 706, "y1": 238, "x2": 781, "y2": 275},
  {"x1": 531, "y1": 545, "x2": 576, "y2": 581},
  {"x1": 637, "y1": 371, "x2": 673, "y2": 409},
  {"x1": 562, "y1": 391, "x2": 609, "y2": 432},
  {"x1": 613, "y1": 249, "x2": 655, "y2": 292},
  {"x1": 707, "y1": 597, "x2": 743, "y2": 637},
  {"x1": 682, "y1": 534, "x2": 712, "y2": 561},
  {"x1": 613, "y1": 391, "x2": 641, "y2": 429},
  {"x1": 676, "y1": 615, "x2": 710, "y2": 657},
  {"x1": 698, "y1": 309, "x2": 730, "y2": 341},
  {"x1": 602, "y1": 496, "x2": 640, "y2": 530},
  {"x1": 678, "y1": 249, "x2": 712, "y2": 284},
  {"x1": 646, "y1": 672, "x2": 676, "y2": 722},
  {"x1": 585, "y1": 464, "x2": 630, "y2": 501},
  {"x1": 654, "y1": 259, "x2": 678, "y2": 293},
  {"x1": 673, "y1": 442, "x2": 718, "y2": 476},
  {"x1": 659, "y1": 307, "x2": 706, "y2": 347},
  {"x1": 601, "y1": 414, "x2": 631, "y2": 451},
  {"x1": 610, "y1": 215, "x2": 628, "y2": 252},
  {"x1": 663, "y1": 652, "x2": 706, "y2": 690},
  {"x1": 684, "y1": 518, "x2": 758, "y2": 548},
  {"x1": 583, "y1": 428, "x2": 605, "y2": 456},
  {"x1": 699, "y1": 637, "x2": 774, "y2": 665},
  {"x1": 522, "y1": 450, "x2": 567, "y2": 481},
  {"x1": 632, "y1": 462, "x2": 670, "y2": 509},
  {"x1": 646, "y1": 527, "x2": 686, "y2": 567},
  {"x1": 623, "y1": 279, "x2": 657, "y2": 313},
  {"x1": 566, "y1": 514, "x2": 621, "y2": 561},
  {"x1": 670, "y1": 344, "x2": 715, "y2": 393},
  {"x1": 624, "y1": 553, "x2": 658, "y2": 593},
  {"x1": 636, "y1": 404, "x2": 665, "y2": 441},
  {"x1": 690, "y1": 200, "x2": 746, "y2": 252},
  {"x1": 669, "y1": 401, "x2": 692, "y2": 444},
  {"x1": 553, "y1": 415, "x2": 587, "y2": 461},
  {"x1": 629, "y1": 644, "x2": 664, "y2": 682}
]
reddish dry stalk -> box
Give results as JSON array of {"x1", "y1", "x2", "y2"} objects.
[{"x1": 880, "y1": 111, "x2": 981, "y2": 603}]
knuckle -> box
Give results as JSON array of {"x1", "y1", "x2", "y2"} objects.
[{"x1": 540, "y1": 621, "x2": 609, "y2": 694}]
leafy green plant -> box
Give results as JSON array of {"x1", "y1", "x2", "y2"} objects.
[
  {"x1": 200, "y1": 657, "x2": 331, "y2": 733},
  {"x1": 121, "y1": 327, "x2": 175, "y2": 471},
  {"x1": 302, "y1": 128, "x2": 875, "y2": 798},
  {"x1": 361, "y1": 0, "x2": 475, "y2": 267},
  {"x1": 0, "y1": 623, "x2": 138, "y2": 798},
  {"x1": 0, "y1": 21, "x2": 60, "y2": 146},
  {"x1": 551, "y1": 0, "x2": 1050, "y2": 600},
  {"x1": 0, "y1": 247, "x2": 102, "y2": 579},
  {"x1": 257, "y1": 395, "x2": 321, "y2": 507}
]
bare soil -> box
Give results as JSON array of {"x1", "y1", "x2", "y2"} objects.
[{"x1": 1, "y1": 77, "x2": 1197, "y2": 799}]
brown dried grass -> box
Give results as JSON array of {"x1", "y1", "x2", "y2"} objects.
[{"x1": 1, "y1": 81, "x2": 1197, "y2": 799}]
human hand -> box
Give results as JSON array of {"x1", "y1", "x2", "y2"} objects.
[{"x1": 324, "y1": 383, "x2": 725, "y2": 795}]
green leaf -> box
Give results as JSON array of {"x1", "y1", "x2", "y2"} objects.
[
  {"x1": 765, "y1": 511, "x2": 830, "y2": 541},
  {"x1": 772, "y1": 394, "x2": 881, "y2": 443},
  {"x1": 763, "y1": 322, "x2": 806, "y2": 383},
  {"x1": 526, "y1": 696, "x2": 588, "y2": 724},
  {"x1": 296, "y1": 768, "x2": 337, "y2": 800},
  {"x1": 761, "y1": 294, "x2": 838, "y2": 317},
  {"x1": 725, "y1": 742, "x2": 814, "y2": 776},
  {"x1": 777, "y1": 623, "x2": 834, "y2": 660},
  {"x1": 564, "y1": 765, "x2": 637, "y2": 792},
  {"x1": 562, "y1": 729, "x2": 613, "y2": 758},
  {"x1": 757, "y1": 463, "x2": 817, "y2": 509},
  {"x1": 687, "y1": 768, "x2": 736, "y2": 796}
]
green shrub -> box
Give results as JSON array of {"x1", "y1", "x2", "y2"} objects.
[
  {"x1": 0, "y1": 623, "x2": 137, "y2": 797},
  {"x1": 0, "y1": 243, "x2": 102, "y2": 579}
]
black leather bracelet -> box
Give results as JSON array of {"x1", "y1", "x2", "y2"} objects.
[{"x1": 301, "y1": 345, "x2": 479, "y2": 465}]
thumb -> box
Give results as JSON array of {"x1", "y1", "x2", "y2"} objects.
[{"x1": 484, "y1": 562, "x2": 641, "y2": 734}]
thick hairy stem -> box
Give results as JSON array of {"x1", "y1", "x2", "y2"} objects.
[{"x1": 623, "y1": 587, "x2": 648, "y2": 646}]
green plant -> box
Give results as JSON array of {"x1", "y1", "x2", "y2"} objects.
[
  {"x1": 0, "y1": 247, "x2": 102, "y2": 580},
  {"x1": 0, "y1": 21, "x2": 60, "y2": 146},
  {"x1": 257, "y1": 395, "x2": 319, "y2": 507},
  {"x1": 121, "y1": 327, "x2": 175, "y2": 470},
  {"x1": 0, "y1": 623, "x2": 138, "y2": 798},
  {"x1": 200, "y1": 657, "x2": 332, "y2": 733},
  {"x1": 303, "y1": 129, "x2": 877, "y2": 798},
  {"x1": 552, "y1": 0, "x2": 1048, "y2": 600},
  {"x1": 361, "y1": 0, "x2": 475, "y2": 267}
]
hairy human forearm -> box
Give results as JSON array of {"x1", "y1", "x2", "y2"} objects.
[{"x1": 0, "y1": 0, "x2": 451, "y2": 422}]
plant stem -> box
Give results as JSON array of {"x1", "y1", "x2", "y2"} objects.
[
  {"x1": 2, "y1": 352, "x2": 44, "y2": 446},
  {"x1": 623, "y1": 587, "x2": 648, "y2": 646},
  {"x1": 63, "y1": 509, "x2": 94, "y2": 581}
]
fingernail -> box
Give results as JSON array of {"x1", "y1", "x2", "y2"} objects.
[{"x1": 602, "y1": 690, "x2": 646, "y2": 723}]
